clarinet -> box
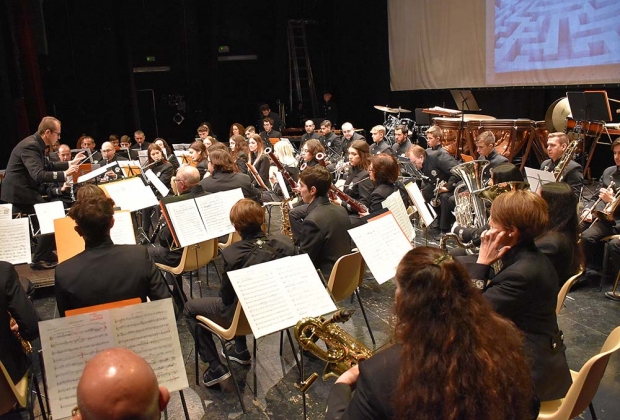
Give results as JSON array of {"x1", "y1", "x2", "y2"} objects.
[{"x1": 265, "y1": 147, "x2": 298, "y2": 190}]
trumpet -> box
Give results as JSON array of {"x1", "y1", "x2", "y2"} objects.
[
  {"x1": 430, "y1": 179, "x2": 446, "y2": 207},
  {"x1": 580, "y1": 180, "x2": 615, "y2": 224}
]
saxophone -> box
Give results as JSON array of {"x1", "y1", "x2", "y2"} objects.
[
  {"x1": 551, "y1": 138, "x2": 580, "y2": 182},
  {"x1": 294, "y1": 309, "x2": 374, "y2": 380},
  {"x1": 279, "y1": 197, "x2": 294, "y2": 242},
  {"x1": 9, "y1": 313, "x2": 33, "y2": 354}
]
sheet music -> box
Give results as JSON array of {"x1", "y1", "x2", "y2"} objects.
[
  {"x1": 111, "y1": 211, "x2": 136, "y2": 245},
  {"x1": 0, "y1": 203, "x2": 12, "y2": 220},
  {"x1": 117, "y1": 160, "x2": 140, "y2": 167},
  {"x1": 39, "y1": 299, "x2": 188, "y2": 420},
  {"x1": 34, "y1": 201, "x2": 66, "y2": 235},
  {"x1": 144, "y1": 169, "x2": 170, "y2": 197},
  {"x1": 275, "y1": 171, "x2": 290, "y2": 200},
  {"x1": 524, "y1": 167, "x2": 555, "y2": 193},
  {"x1": 0, "y1": 218, "x2": 31, "y2": 264},
  {"x1": 405, "y1": 182, "x2": 436, "y2": 227},
  {"x1": 165, "y1": 198, "x2": 209, "y2": 247},
  {"x1": 194, "y1": 188, "x2": 244, "y2": 240},
  {"x1": 348, "y1": 212, "x2": 413, "y2": 284},
  {"x1": 381, "y1": 190, "x2": 415, "y2": 241},
  {"x1": 76, "y1": 162, "x2": 118, "y2": 183},
  {"x1": 228, "y1": 254, "x2": 337, "y2": 338},
  {"x1": 103, "y1": 177, "x2": 158, "y2": 212}
]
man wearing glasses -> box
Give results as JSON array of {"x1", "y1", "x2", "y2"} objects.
[
  {"x1": 100, "y1": 141, "x2": 127, "y2": 181},
  {"x1": 1, "y1": 116, "x2": 84, "y2": 270}
]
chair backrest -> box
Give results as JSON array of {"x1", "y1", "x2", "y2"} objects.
[
  {"x1": 184, "y1": 238, "x2": 218, "y2": 271},
  {"x1": 0, "y1": 360, "x2": 27, "y2": 412},
  {"x1": 327, "y1": 252, "x2": 365, "y2": 302},
  {"x1": 556, "y1": 266, "x2": 584, "y2": 315},
  {"x1": 557, "y1": 326, "x2": 620, "y2": 419},
  {"x1": 199, "y1": 301, "x2": 252, "y2": 341}
]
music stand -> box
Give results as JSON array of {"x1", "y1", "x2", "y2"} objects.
[
  {"x1": 566, "y1": 91, "x2": 612, "y2": 122},
  {"x1": 450, "y1": 90, "x2": 481, "y2": 159}
]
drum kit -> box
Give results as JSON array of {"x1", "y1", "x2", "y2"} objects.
[{"x1": 374, "y1": 105, "x2": 421, "y2": 145}]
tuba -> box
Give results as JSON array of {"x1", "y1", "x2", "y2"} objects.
[
  {"x1": 450, "y1": 160, "x2": 490, "y2": 228},
  {"x1": 294, "y1": 309, "x2": 373, "y2": 380}
]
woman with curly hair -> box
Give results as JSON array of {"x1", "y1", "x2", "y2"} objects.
[
  {"x1": 229, "y1": 122, "x2": 245, "y2": 139},
  {"x1": 229, "y1": 134, "x2": 250, "y2": 175},
  {"x1": 326, "y1": 246, "x2": 538, "y2": 420}
]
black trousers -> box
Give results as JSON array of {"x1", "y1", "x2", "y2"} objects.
[
  {"x1": 582, "y1": 221, "x2": 620, "y2": 271},
  {"x1": 13, "y1": 203, "x2": 56, "y2": 263}
]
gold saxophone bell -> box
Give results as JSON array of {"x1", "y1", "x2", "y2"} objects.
[
  {"x1": 9, "y1": 313, "x2": 33, "y2": 354},
  {"x1": 294, "y1": 309, "x2": 373, "y2": 380}
]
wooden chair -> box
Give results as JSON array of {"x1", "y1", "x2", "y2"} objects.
[
  {"x1": 156, "y1": 238, "x2": 219, "y2": 299},
  {"x1": 195, "y1": 303, "x2": 300, "y2": 413},
  {"x1": 556, "y1": 266, "x2": 584, "y2": 315},
  {"x1": 218, "y1": 231, "x2": 241, "y2": 252},
  {"x1": 537, "y1": 326, "x2": 620, "y2": 420},
  {"x1": 327, "y1": 251, "x2": 375, "y2": 345},
  {"x1": 0, "y1": 360, "x2": 47, "y2": 420}
]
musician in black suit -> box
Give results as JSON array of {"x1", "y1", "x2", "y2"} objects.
[
  {"x1": 258, "y1": 104, "x2": 283, "y2": 132},
  {"x1": 0, "y1": 262, "x2": 39, "y2": 396},
  {"x1": 366, "y1": 154, "x2": 407, "y2": 216},
  {"x1": 99, "y1": 141, "x2": 127, "y2": 181},
  {"x1": 332, "y1": 140, "x2": 373, "y2": 223},
  {"x1": 258, "y1": 117, "x2": 282, "y2": 148},
  {"x1": 390, "y1": 125, "x2": 412, "y2": 157},
  {"x1": 463, "y1": 190, "x2": 572, "y2": 401},
  {"x1": 581, "y1": 139, "x2": 620, "y2": 293},
  {"x1": 475, "y1": 130, "x2": 508, "y2": 181},
  {"x1": 422, "y1": 126, "x2": 459, "y2": 235},
  {"x1": 298, "y1": 166, "x2": 351, "y2": 278},
  {"x1": 80, "y1": 136, "x2": 103, "y2": 164},
  {"x1": 55, "y1": 195, "x2": 171, "y2": 317},
  {"x1": 130, "y1": 130, "x2": 152, "y2": 151},
  {"x1": 184, "y1": 199, "x2": 295, "y2": 387},
  {"x1": 199, "y1": 149, "x2": 262, "y2": 203},
  {"x1": 300, "y1": 120, "x2": 321, "y2": 144},
  {"x1": 540, "y1": 132, "x2": 583, "y2": 197},
  {"x1": 340, "y1": 122, "x2": 366, "y2": 156},
  {"x1": 325, "y1": 247, "x2": 537, "y2": 420},
  {"x1": 1, "y1": 116, "x2": 84, "y2": 269},
  {"x1": 319, "y1": 120, "x2": 343, "y2": 157},
  {"x1": 369, "y1": 125, "x2": 390, "y2": 155}
]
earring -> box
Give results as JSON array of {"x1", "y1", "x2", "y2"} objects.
[{"x1": 508, "y1": 233, "x2": 512, "y2": 237}]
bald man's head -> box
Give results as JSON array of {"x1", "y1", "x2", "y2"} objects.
[
  {"x1": 175, "y1": 165, "x2": 200, "y2": 194},
  {"x1": 74, "y1": 348, "x2": 169, "y2": 420},
  {"x1": 341, "y1": 122, "x2": 354, "y2": 140}
]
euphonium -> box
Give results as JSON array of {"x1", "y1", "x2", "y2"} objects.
[
  {"x1": 294, "y1": 309, "x2": 373, "y2": 380},
  {"x1": 450, "y1": 160, "x2": 490, "y2": 228}
]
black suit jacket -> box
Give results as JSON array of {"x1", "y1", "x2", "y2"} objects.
[
  {"x1": 130, "y1": 141, "x2": 152, "y2": 151},
  {"x1": 259, "y1": 130, "x2": 282, "y2": 148},
  {"x1": 465, "y1": 241, "x2": 572, "y2": 401},
  {"x1": 1, "y1": 133, "x2": 70, "y2": 205},
  {"x1": 368, "y1": 182, "x2": 396, "y2": 214},
  {"x1": 299, "y1": 195, "x2": 351, "y2": 278},
  {"x1": 540, "y1": 158, "x2": 583, "y2": 196},
  {"x1": 55, "y1": 237, "x2": 171, "y2": 317},
  {"x1": 0, "y1": 262, "x2": 39, "y2": 384},
  {"x1": 199, "y1": 170, "x2": 262, "y2": 203},
  {"x1": 341, "y1": 167, "x2": 372, "y2": 213},
  {"x1": 326, "y1": 345, "x2": 400, "y2": 420},
  {"x1": 536, "y1": 231, "x2": 579, "y2": 288}
]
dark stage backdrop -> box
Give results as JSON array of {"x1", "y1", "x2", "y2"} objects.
[{"x1": 1, "y1": 0, "x2": 618, "y2": 177}]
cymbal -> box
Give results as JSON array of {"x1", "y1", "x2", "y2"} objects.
[
  {"x1": 393, "y1": 107, "x2": 412, "y2": 113},
  {"x1": 374, "y1": 105, "x2": 397, "y2": 113}
]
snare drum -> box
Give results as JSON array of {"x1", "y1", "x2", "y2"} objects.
[{"x1": 466, "y1": 119, "x2": 535, "y2": 164}]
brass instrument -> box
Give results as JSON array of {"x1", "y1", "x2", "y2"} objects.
[
  {"x1": 593, "y1": 186, "x2": 620, "y2": 223},
  {"x1": 430, "y1": 179, "x2": 446, "y2": 207},
  {"x1": 279, "y1": 197, "x2": 294, "y2": 242},
  {"x1": 450, "y1": 160, "x2": 490, "y2": 228},
  {"x1": 9, "y1": 313, "x2": 33, "y2": 354},
  {"x1": 581, "y1": 180, "x2": 615, "y2": 224},
  {"x1": 439, "y1": 232, "x2": 477, "y2": 253},
  {"x1": 294, "y1": 309, "x2": 373, "y2": 380},
  {"x1": 551, "y1": 138, "x2": 580, "y2": 182},
  {"x1": 480, "y1": 181, "x2": 530, "y2": 201}
]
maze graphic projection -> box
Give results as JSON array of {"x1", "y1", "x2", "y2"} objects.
[{"x1": 494, "y1": 0, "x2": 620, "y2": 73}]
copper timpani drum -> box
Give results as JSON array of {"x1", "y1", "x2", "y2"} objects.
[
  {"x1": 432, "y1": 115, "x2": 496, "y2": 157},
  {"x1": 533, "y1": 121, "x2": 549, "y2": 164},
  {"x1": 465, "y1": 119, "x2": 535, "y2": 169}
]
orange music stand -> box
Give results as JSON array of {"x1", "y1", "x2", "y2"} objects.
[{"x1": 65, "y1": 298, "x2": 141, "y2": 317}]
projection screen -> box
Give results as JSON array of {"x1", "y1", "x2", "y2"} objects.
[{"x1": 388, "y1": 0, "x2": 620, "y2": 91}]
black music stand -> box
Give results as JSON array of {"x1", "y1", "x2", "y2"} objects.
[
  {"x1": 450, "y1": 90, "x2": 481, "y2": 159},
  {"x1": 567, "y1": 91, "x2": 612, "y2": 122}
]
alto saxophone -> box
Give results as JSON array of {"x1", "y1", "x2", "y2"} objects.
[
  {"x1": 294, "y1": 309, "x2": 373, "y2": 380},
  {"x1": 279, "y1": 197, "x2": 294, "y2": 242},
  {"x1": 9, "y1": 313, "x2": 33, "y2": 354}
]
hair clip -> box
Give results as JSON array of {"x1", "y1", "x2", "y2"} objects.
[{"x1": 434, "y1": 254, "x2": 452, "y2": 265}]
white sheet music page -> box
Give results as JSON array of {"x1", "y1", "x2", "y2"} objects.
[
  {"x1": 0, "y1": 203, "x2": 12, "y2": 220},
  {"x1": 524, "y1": 167, "x2": 554, "y2": 193},
  {"x1": 145, "y1": 168, "x2": 170, "y2": 197},
  {"x1": 405, "y1": 182, "x2": 435, "y2": 227},
  {"x1": 348, "y1": 212, "x2": 413, "y2": 284},
  {"x1": 39, "y1": 311, "x2": 115, "y2": 419},
  {"x1": 111, "y1": 211, "x2": 136, "y2": 245},
  {"x1": 103, "y1": 177, "x2": 158, "y2": 212},
  {"x1": 34, "y1": 201, "x2": 66, "y2": 234},
  {"x1": 194, "y1": 188, "x2": 244, "y2": 240},
  {"x1": 165, "y1": 198, "x2": 209, "y2": 247},
  {"x1": 228, "y1": 254, "x2": 336, "y2": 338},
  {"x1": 0, "y1": 218, "x2": 31, "y2": 264},
  {"x1": 275, "y1": 171, "x2": 291, "y2": 200},
  {"x1": 39, "y1": 299, "x2": 187, "y2": 420},
  {"x1": 381, "y1": 190, "x2": 415, "y2": 241},
  {"x1": 76, "y1": 162, "x2": 118, "y2": 183}
]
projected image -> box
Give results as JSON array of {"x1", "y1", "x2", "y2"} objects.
[{"x1": 493, "y1": 0, "x2": 620, "y2": 73}]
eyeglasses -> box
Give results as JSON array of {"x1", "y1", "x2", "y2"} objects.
[{"x1": 52, "y1": 131, "x2": 61, "y2": 136}]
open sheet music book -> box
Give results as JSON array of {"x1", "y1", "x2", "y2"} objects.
[
  {"x1": 0, "y1": 218, "x2": 31, "y2": 264},
  {"x1": 381, "y1": 190, "x2": 415, "y2": 241},
  {"x1": 38, "y1": 299, "x2": 187, "y2": 420},
  {"x1": 99, "y1": 176, "x2": 159, "y2": 212},
  {"x1": 524, "y1": 167, "x2": 555, "y2": 193},
  {"x1": 161, "y1": 188, "x2": 245, "y2": 248},
  {"x1": 227, "y1": 254, "x2": 337, "y2": 338},
  {"x1": 348, "y1": 212, "x2": 413, "y2": 284}
]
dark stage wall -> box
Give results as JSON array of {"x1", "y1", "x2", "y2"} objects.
[{"x1": 1, "y1": 0, "x2": 618, "y2": 175}]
